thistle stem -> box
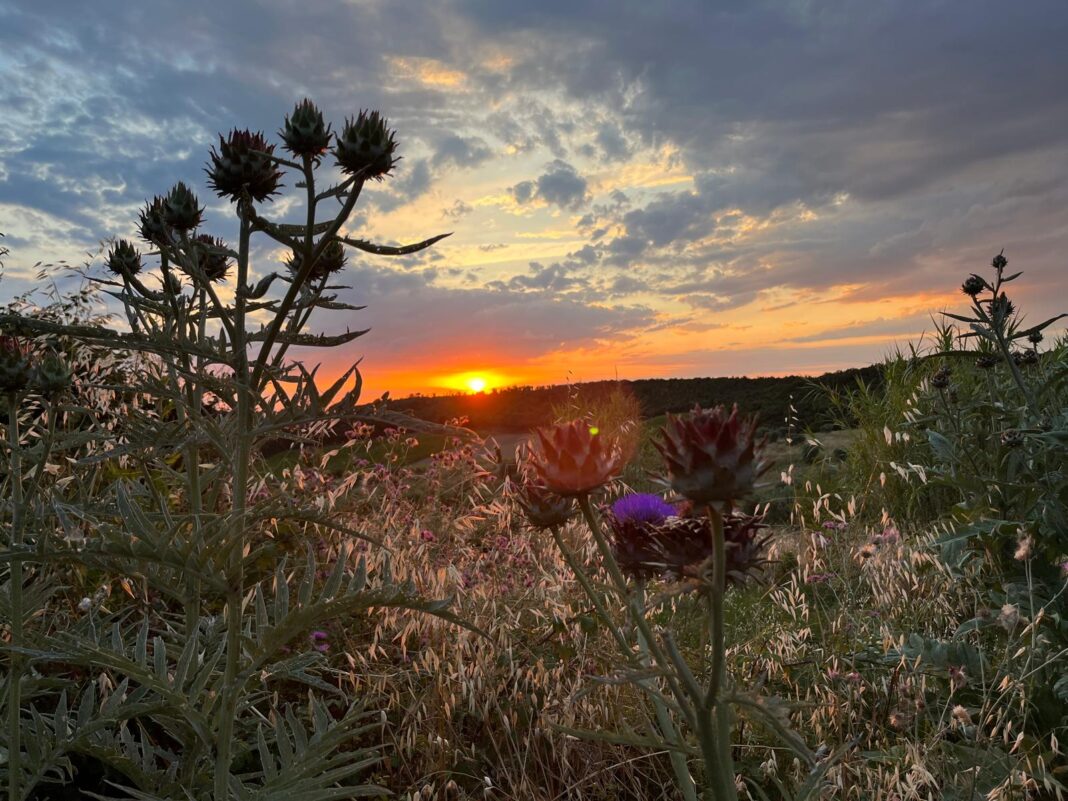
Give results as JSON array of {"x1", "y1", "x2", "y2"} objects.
[
  {"x1": 700, "y1": 503, "x2": 737, "y2": 801},
  {"x1": 215, "y1": 211, "x2": 252, "y2": 800},
  {"x1": 6, "y1": 392, "x2": 23, "y2": 801},
  {"x1": 575, "y1": 494, "x2": 702, "y2": 799}
]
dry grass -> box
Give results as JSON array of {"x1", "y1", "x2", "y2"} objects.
[{"x1": 247, "y1": 422, "x2": 1067, "y2": 800}]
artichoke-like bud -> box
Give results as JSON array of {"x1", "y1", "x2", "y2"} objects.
[
  {"x1": 206, "y1": 129, "x2": 283, "y2": 203},
  {"x1": 163, "y1": 182, "x2": 204, "y2": 232},
  {"x1": 335, "y1": 110, "x2": 397, "y2": 179},
  {"x1": 1028, "y1": 330, "x2": 1044, "y2": 346},
  {"x1": 975, "y1": 354, "x2": 999, "y2": 370},
  {"x1": 605, "y1": 494, "x2": 677, "y2": 580},
  {"x1": 138, "y1": 196, "x2": 172, "y2": 246},
  {"x1": 31, "y1": 350, "x2": 72, "y2": 395},
  {"x1": 992, "y1": 252, "x2": 1008, "y2": 271},
  {"x1": 515, "y1": 481, "x2": 575, "y2": 530},
  {"x1": 606, "y1": 499, "x2": 771, "y2": 584},
  {"x1": 0, "y1": 335, "x2": 32, "y2": 393},
  {"x1": 191, "y1": 234, "x2": 232, "y2": 283},
  {"x1": 280, "y1": 99, "x2": 331, "y2": 159},
  {"x1": 106, "y1": 239, "x2": 143, "y2": 276},
  {"x1": 961, "y1": 274, "x2": 985, "y2": 297},
  {"x1": 286, "y1": 240, "x2": 347, "y2": 281},
  {"x1": 930, "y1": 365, "x2": 951, "y2": 390},
  {"x1": 988, "y1": 294, "x2": 1015, "y2": 323},
  {"x1": 1000, "y1": 429, "x2": 1024, "y2": 448},
  {"x1": 532, "y1": 420, "x2": 622, "y2": 497},
  {"x1": 655, "y1": 404, "x2": 766, "y2": 503},
  {"x1": 1013, "y1": 349, "x2": 1039, "y2": 367}
]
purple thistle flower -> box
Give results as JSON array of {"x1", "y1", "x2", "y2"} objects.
[{"x1": 610, "y1": 493, "x2": 675, "y2": 525}]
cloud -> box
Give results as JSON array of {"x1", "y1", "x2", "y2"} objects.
[
  {"x1": 1, "y1": 0, "x2": 1067, "y2": 389},
  {"x1": 508, "y1": 160, "x2": 588, "y2": 210},
  {"x1": 432, "y1": 134, "x2": 493, "y2": 168}
]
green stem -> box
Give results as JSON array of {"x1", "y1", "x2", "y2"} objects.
[
  {"x1": 574, "y1": 496, "x2": 702, "y2": 799},
  {"x1": 184, "y1": 287, "x2": 207, "y2": 639},
  {"x1": 215, "y1": 211, "x2": 252, "y2": 800},
  {"x1": 6, "y1": 393, "x2": 23, "y2": 801},
  {"x1": 702, "y1": 505, "x2": 737, "y2": 801}
]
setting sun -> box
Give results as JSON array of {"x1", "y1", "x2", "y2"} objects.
[{"x1": 467, "y1": 376, "x2": 487, "y2": 393}]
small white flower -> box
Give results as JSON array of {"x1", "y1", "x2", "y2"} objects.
[{"x1": 78, "y1": 597, "x2": 92, "y2": 612}]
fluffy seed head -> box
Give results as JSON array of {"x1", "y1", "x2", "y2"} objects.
[
  {"x1": 206, "y1": 129, "x2": 283, "y2": 203},
  {"x1": 655, "y1": 404, "x2": 766, "y2": 503}
]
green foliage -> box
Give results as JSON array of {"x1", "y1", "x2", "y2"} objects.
[{"x1": 0, "y1": 101, "x2": 456, "y2": 800}]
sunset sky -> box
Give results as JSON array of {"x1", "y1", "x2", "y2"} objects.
[{"x1": 1, "y1": 1, "x2": 1066, "y2": 398}]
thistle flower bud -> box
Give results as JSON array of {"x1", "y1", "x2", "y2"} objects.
[
  {"x1": 514, "y1": 481, "x2": 575, "y2": 529},
  {"x1": 991, "y1": 252, "x2": 1008, "y2": 271},
  {"x1": 206, "y1": 129, "x2": 283, "y2": 203},
  {"x1": 975, "y1": 354, "x2": 999, "y2": 370},
  {"x1": 191, "y1": 234, "x2": 232, "y2": 283},
  {"x1": 989, "y1": 294, "x2": 1015, "y2": 322},
  {"x1": 1000, "y1": 429, "x2": 1024, "y2": 448},
  {"x1": 1013, "y1": 349, "x2": 1038, "y2": 367},
  {"x1": 31, "y1": 350, "x2": 72, "y2": 395},
  {"x1": 162, "y1": 270, "x2": 183, "y2": 296},
  {"x1": 0, "y1": 334, "x2": 31, "y2": 393},
  {"x1": 138, "y1": 196, "x2": 171, "y2": 246},
  {"x1": 1027, "y1": 330, "x2": 1043, "y2": 346},
  {"x1": 930, "y1": 366, "x2": 951, "y2": 390},
  {"x1": 280, "y1": 99, "x2": 331, "y2": 159},
  {"x1": 163, "y1": 182, "x2": 204, "y2": 232},
  {"x1": 286, "y1": 240, "x2": 347, "y2": 281},
  {"x1": 655, "y1": 404, "x2": 766, "y2": 503},
  {"x1": 335, "y1": 110, "x2": 398, "y2": 180},
  {"x1": 532, "y1": 420, "x2": 622, "y2": 497},
  {"x1": 605, "y1": 498, "x2": 771, "y2": 584},
  {"x1": 960, "y1": 274, "x2": 985, "y2": 297},
  {"x1": 106, "y1": 239, "x2": 143, "y2": 276}
]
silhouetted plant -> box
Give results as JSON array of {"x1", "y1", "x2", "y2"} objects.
[{"x1": 0, "y1": 100, "x2": 461, "y2": 800}]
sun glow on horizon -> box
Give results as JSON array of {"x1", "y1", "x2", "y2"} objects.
[{"x1": 467, "y1": 376, "x2": 487, "y2": 393}]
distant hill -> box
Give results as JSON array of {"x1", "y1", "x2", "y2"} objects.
[{"x1": 386, "y1": 366, "x2": 883, "y2": 434}]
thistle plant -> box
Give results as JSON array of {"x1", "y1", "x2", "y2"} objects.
[
  {"x1": 0, "y1": 99, "x2": 460, "y2": 800},
  {"x1": 531, "y1": 409, "x2": 819, "y2": 801}
]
